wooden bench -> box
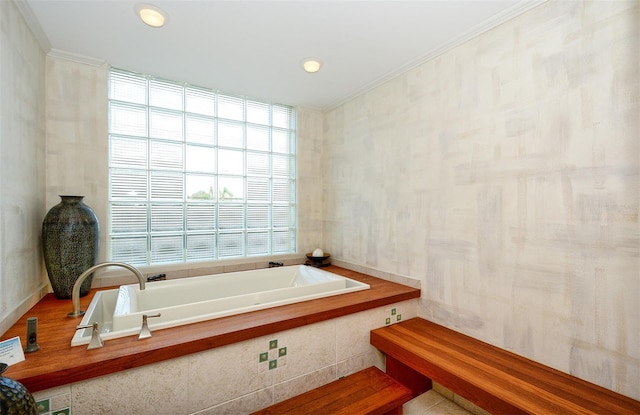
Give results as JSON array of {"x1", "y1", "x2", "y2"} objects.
[
  {"x1": 370, "y1": 317, "x2": 640, "y2": 414},
  {"x1": 251, "y1": 366, "x2": 412, "y2": 415}
]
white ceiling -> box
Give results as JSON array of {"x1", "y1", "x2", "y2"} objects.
[{"x1": 21, "y1": 0, "x2": 541, "y2": 110}]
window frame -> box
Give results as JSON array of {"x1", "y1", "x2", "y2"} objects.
[{"x1": 107, "y1": 68, "x2": 296, "y2": 266}]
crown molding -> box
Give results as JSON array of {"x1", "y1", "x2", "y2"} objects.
[
  {"x1": 48, "y1": 49, "x2": 106, "y2": 67},
  {"x1": 324, "y1": 0, "x2": 547, "y2": 112},
  {"x1": 13, "y1": 0, "x2": 51, "y2": 53},
  {"x1": 13, "y1": 0, "x2": 105, "y2": 67}
]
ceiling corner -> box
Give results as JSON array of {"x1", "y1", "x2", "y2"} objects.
[{"x1": 13, "y1": 0, "x2": 51, "y2": 53}]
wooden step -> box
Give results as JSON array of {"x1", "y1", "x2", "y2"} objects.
[
  {"x1": 371, "y1": 318, "x2": 640, "y2": 415},
  {"x1": 251, "y1": 366, "x2": 412, "y2": 415}
]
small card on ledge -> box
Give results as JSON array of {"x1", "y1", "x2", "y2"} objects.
[{"x1": 0, "y1": 336, "x2": 26, "y2": 366}]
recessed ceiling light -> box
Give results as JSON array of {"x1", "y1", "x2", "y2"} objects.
[
  {"x1": 135, "y1": 3, "x2": 167, "y2": 28},
  {"x1": 302, "y1": 58, "x2": 323, "y2": 73}
]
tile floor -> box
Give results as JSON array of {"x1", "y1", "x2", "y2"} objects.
[{"x1": 403, "y1": 391, "x2": 473, "y2": 415}]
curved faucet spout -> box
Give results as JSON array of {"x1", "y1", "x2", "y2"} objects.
[{"x1": 68, "y1": 262, "x2": 146, "y2": 318}]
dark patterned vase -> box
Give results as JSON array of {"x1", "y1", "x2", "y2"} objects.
[
  {"x1": 42, "y1": 196, "x2": 99, "y2": 299},
  {"x1": 0, "y1": 363, "x2": 36, "y2": 415}
]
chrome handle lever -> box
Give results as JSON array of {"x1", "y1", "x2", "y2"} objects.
[
  {"x1": 139, "y1": 313, "x2": 161, "y2": 339},
  {"x1": 76, "y1": 322, "x2": 104, "y2": 350}
]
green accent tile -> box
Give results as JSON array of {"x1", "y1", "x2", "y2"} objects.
[
  {"x1": 269, "y1": 339, "x2": 278, "y2": 349},
  {"x1": 269, "y1": 359, "x2": 278, "y2": 370},
  {"x1": 36, "y1": 399, "x2": 50, "y2": 414},
  {"x1": 397, "y1": 314, "x2": 402, "y2": 321},
  {"x1": 259, "y1": 352, "x2": 268, "y2": 362},
  {"x1": 386, "y1": 317, "x2": 391, "y2": 325},
  {"x1": 278, "y1": 347, "x2": 287, "y2": 357},
  {"x1": 391, "y1": 308, "x2": 397, "y2": 316},
  {"x1": 52, "y1": 409, "x2": 70, "y2": 415}
]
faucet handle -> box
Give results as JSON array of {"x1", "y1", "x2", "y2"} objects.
[
  {"x1": 139, "y1": 313, "x2": 161, "y2": 339},
  {"x1": 76, "y1": 322, "x2": 104, "y2": 350}
]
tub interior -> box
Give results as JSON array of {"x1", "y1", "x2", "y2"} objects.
[{"x1": 71, "y1": 265, "x2": 369, "y2": 346}]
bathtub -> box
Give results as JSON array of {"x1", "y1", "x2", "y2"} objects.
[{"x1": 71, "y1": 265, "x2": 369, "y2": 346}]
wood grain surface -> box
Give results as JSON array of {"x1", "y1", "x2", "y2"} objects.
[
  {"x1": 1, "y1": 266, "x2": 419, "y2": 392},
  {"x1": 251, "y1": 366, "x2": 411, "y2": 415},
  {"x1": 371, "y1": 318, "x2": 640, "y2": 415}
]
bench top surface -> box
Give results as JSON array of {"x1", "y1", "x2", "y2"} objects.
[
  {"x1": 371, "y1": 317, "x2": 640, "y2": 415},
  {"x1": 251, "y1": 366, "x2": 412, "y2": 415}
]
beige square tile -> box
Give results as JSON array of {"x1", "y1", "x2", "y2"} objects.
[
  {"x1": 273, "y1": 365, "x2": 337, "y2": 403},
  {"x1": 32, "y1": 385, "x2": 70, "y2": 403},
  {"x1": 433, "y1": 381, "x2": 454, "y2": 400},
  {"x1": 271, "y1": 319, "x2": 336, "y2": 384},
  {"x1": 50, "y1": 392, "x2": 71, "y2": 412},
  {"x1": 453, "y1": 393, "x2": 491, "y2": 415},
  {"x1": 194, "y1": 387, "x2": 273, "y2": 415},
  {"x1": 187, "y1": 265, "x2": 225, "y2": 277},
  {"x1": 336, "y1": 350, "x2": 383, "y2": 378},
  {"x1": 404, "y1": 390, "x2": 447, "y2": 415},
  {"x1": 336, "y1": 308, "x2": 385, "y2": 361},
  {"x1": 33, "y1": 385, "x2": 71, "y2": 414},
  {"x1": 71, "y1": 357, "x2": 188, "y2": 415},
  {"x1": 425, "y1": 399, "x2": 474, "y2": 415},
  {"x1": 222, "y1": 263, "x2": 257, "y2": 273},
  {"x1": 187, "y1": 339, "x2": 271, "y2": 413}
]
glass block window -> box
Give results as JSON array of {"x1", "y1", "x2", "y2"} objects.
[{"x1": 108, "y1": 69, "x2": 296, "y2": 265}]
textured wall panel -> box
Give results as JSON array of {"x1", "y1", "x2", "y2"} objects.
[
  {"x1": 323, "y1": 0, "x2": 639, "y2": 399},
  {"x1": 0, "y1": 0, "x2": 47, "y2": 335}
]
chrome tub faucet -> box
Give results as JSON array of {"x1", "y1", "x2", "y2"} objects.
[{"x1": 68, "y1": 262, "x2": 146, "y2": 318}]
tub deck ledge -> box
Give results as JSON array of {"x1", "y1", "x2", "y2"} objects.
[{"x1": 0, "y1": 266, "x2": 420, "y2": 392}]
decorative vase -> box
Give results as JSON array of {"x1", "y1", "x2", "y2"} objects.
[
  {"x1": 42, "y1": 196, "x2": 99, "y2": 299},
  {"x1": 0, "y1": 363, "x2": 37, "y2": 415}
]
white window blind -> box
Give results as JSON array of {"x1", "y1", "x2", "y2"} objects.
[{"x1": 108, "y1": 69, "x2": 296, "y2": 265}]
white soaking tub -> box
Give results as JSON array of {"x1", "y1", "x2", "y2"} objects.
[{"x1": 71, "y1": 265, "x2": 369, "y2": 346}]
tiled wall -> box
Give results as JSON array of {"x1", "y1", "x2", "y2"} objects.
[
  {"x1": 32, "y1": 299, "x2": 417, "y2": 415},
  {"x1": 322, "y1": 0, "x2": 639, "y2": 400},
  {"x1": 0, "y1": 0, "x2": 48, "y2": 335},
  {"x1": 34, "y1": 389, "x2": 71, "y2": 415}
]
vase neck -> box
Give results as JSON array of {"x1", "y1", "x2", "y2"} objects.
[{"x1": 59, "y1": 195, "x2": 85, "y2": 203}]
